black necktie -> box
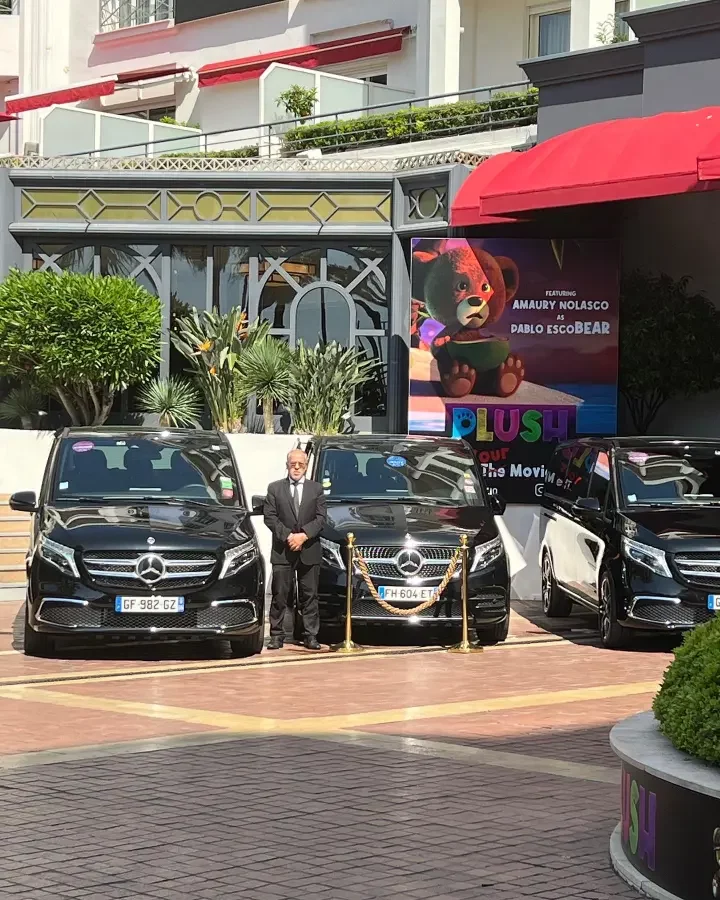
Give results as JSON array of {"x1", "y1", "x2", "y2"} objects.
[{"x1": 292, "y1": 482, "x2": 300, "y2": 515}]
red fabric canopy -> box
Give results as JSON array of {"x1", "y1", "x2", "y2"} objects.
[
  {"x1": 6, "y1": 79, "x2": 117, "y2": 115},
  {"x1": 451, "y1": 107, "x2": 720, "y2": 225},
  {"x1": 116, "y1": 63, "x2": 190, "y2": 84},
  {"x1": 5, "y1": 64, "x2": 188, "y2": 115},
  {"x1": 0, "y1": 112, "x2": 17, "y2": 122},
  {"x1": 198, "y1": 27, "x2": 410, "y2": 88}
]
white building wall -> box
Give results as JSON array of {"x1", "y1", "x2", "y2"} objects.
[{"x1": 460, "y1": 0, "x2": 528, "y2": 90}]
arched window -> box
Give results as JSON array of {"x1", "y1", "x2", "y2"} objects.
[{"x1": 291, "y1": 284, "x2": 354, "y2": 348}]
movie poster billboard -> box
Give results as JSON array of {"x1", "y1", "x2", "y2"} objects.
[{"x1": 408, "y1": 238, "x2": 620, "y2": 504}]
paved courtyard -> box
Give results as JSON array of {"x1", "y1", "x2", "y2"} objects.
[{"x1": 0, "y1": 597, "x2": 674, "y2": 899}]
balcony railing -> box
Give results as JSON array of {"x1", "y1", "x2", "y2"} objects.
[
  {"x1": 0, "y1": 0, "x2": 19, "y2": 14},
  {"x1": 99, "y1": 0, "x2": 173, "y2": 31},
  {"x1": 64, "y1": 80, "x2": 537, "y2": 160}
]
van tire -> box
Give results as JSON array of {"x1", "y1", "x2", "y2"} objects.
[
  {"x1": 599, "y1": 569, "x2": 630, "y2": 650},
  {"x1": 230, "y1": 629, "x2": 264, "y2": 658},
  {"x1": 476, "y1": 617, "x2": 510, "y2": 644},
  {"x1": 541, "y1": 551, "x2": 573, "y2": 617}
]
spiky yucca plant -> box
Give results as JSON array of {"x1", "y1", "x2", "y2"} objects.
[
  {"x1": 237, "y1": 336, "x2": 292, "y2": 435},
  {"x1": 137, "y1": 377, "x2": 202, "y2": 428},
  {"x1": 289, "y1": 342, "x2": 376, "y2": 435},
  {"x1": 0, "y1": 381, "x2": 44, "y2": 430},
  {"x1": 171, "y1": 308, "x2": 270, "y2": 432}
]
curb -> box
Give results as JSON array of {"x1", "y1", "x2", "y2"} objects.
[{"x1": 610, "y1": 824, "x2": 681, "y2": 900}]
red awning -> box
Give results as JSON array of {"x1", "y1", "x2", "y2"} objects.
[
  {"x1": 198, "y1": 26, "x2": 410, "y2": 88},
  {"x1": 116, "y1": 63, "x2": 190, "y2": 84},
  {"x1": 4, "y1": 64, "x2": 188, "y2": 115},
  {"x1": 451, "y1": 107, "x2": 720, "y2": 225},
  {"x1": 5, "y1": 78, "x2": 117, "y2": 115},
  {"x1": 0, "y1": 113, "x2": 17, "y2": 122}
]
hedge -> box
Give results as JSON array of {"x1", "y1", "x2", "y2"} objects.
[
  {"x1": 282, "y1": 88, "x2": 538, "y2": 155},
  {"x1": 652, "y1": 616, "x2": 720, "y2": 766},
  {"x1": 161, "y1": 147, "x2": 260, "y2": 159}
]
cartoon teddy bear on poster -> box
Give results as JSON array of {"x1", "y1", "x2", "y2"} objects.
[{"x1": 411, "y1": 239, "x2": 524, "y2": 399}]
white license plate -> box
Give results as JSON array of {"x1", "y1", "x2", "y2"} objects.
[
  {"x1": 378, "y1": 586, "x2": 435, "y2": 603},
  {"x1": 708, "y1": 595, "x2": 720, "y2": 611},
  {"x1": 115, "y1": 596, "x2": 185, "y2": 614}
]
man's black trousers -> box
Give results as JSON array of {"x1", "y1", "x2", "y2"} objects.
[{"x1": 269, "y1": 563, "x2": 320, "y2": 639}]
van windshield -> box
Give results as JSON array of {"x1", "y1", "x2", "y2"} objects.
[
  {"x1": 52, "y1": 435, "x2": 242, "y2": 507},
  {"x1": 317, "y1": 444, "x2": 485, "y2": 507},
  {"x1": 618, "y1": 448, "x2": 720, "y2": 506}
]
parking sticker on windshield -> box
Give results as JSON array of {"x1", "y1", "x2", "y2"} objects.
[
  {"x1": 72, "y1": 441, "x2": 94, "y2": 453},
  {"x1": 220, "y1": 477, "x2": 234, "y2": 499},
  {"x1": 322, "y1": 477, "x2": 332, "y2": 494},
  {"x1": 59, "y1": 482, "x2": 69, "y2": 491},
  {"x1": 386, "y1": 456, "x2": 407, "y2": 468},
  {"x1": 463, "y1": 472, "x2": 477, "y2": 493},
  {"x1": 628, "y1": 452, "x2": 649, "y2": 465}
]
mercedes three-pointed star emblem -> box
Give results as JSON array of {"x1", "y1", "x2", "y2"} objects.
[
  {"x1": 395, "y1": 548, "x2": 424, "y2": 577},
  {"x1": 135, "y1": 553, "x2": 166, "y2": 585}
]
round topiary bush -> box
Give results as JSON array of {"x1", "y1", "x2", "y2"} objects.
[{"x1": 653, "y1": 617, "x2": 720, "y2": 766}]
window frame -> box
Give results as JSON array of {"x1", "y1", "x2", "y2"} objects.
[{"x1": 527, "y1": 1, "x2": 572, "y2": 58}]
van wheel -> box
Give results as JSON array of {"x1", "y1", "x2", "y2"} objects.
[
  {"x1": 599, "y1": 569, "x2": 630, "y2": 650},
  {"x1": 476, "y1": 617, "x2": 510, "y2": 645},
  {"x1": 542, "y1": 552, "x2": 573, "y2": 617},
  {"x1": 230, "y1": 629, "x2": 264, "y2": 658},
  {"x1": 23, "y1": 612, "x2": 55, "y2": 658}
]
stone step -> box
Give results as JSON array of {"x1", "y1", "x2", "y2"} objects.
[
  {"x1": 0, "y1": 517, "x2": 31, "y2": 534},
  {"x1": 0, "y1": 549, "x2": 27, "y2": 567},
  {"x1": 0, "y1": 565, "x2": 26, "y2": 584},
  {"x1": 0, "y1": 583, "x2": 26, "y2": 602},
  {"x1": 0, "y1": 534, "x2": 31, "y2": 550}
]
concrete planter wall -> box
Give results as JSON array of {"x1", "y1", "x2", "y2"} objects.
[{"x1": 610, "y1": 712, "x2": 720, "y2": 900}]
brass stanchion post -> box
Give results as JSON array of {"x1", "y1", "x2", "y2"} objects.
[
  {"x1": 331, "y1": 532, "x2": 363, "y2": 654},
  {"x1": 449, "y1": 534, "x2": 483, "y2": 654}
]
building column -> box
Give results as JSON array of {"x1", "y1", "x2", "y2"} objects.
[
  {"x1": 415, "y1": 0, "x2": 462, "y2": 103},
  {"x1": 570, "y1": 0, "x2": 616, "y2": 50},
  {"x1": 18, "y1": 0, "x2": 73, "y2": 149}
]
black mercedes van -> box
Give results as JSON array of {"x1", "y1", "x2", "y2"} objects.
[
  {"x1": 540, "y1": 436, "x2": 720, "y2": 648},
  {"x1": 303, "y1": 434, "x2": 510, "y2": 643},
  {"x1": 11, "y1": 427, "x2": 264, "y2": 657}
]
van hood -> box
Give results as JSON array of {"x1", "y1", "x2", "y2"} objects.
[
  {"x1": 323, "y1": 501, "x2": 497, "y2": 547},
  {"x1": 624, "y1": 507, "x2": 720, "y2": 552},
  {"x1": 39, "y1": 502, "x2": 253, "y2": 553}
]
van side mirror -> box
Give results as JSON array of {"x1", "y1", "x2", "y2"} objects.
[
  {"x1": 10, "y1": 491, "x2": 37, "y2": 513},
  {"x1": 250, "y1": 495, "x2": 266, "y2": 516},
  {"x1": 574, "y1": 497, "x2": 601, "y2": 513},
  {"x1": 490, "y1": 494, "x2": 506, "y2": 515}
]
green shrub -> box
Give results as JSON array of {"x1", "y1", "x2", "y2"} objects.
[
  {"x1": 653, "y1": 617, "x2": 720, "y2": 766},
  {"x1": 0, "y1": 270, "x2": 160, "y2": 426},
  {"x1": 161, "y1": 147, "x2": 260, "y2": 159},
  {"x1": 283, "y1": 88, "x2": 538, "y2": 154}
]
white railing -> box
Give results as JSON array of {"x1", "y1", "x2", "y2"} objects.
[
  {"x1": 99, "y1": 0, "x2": 173, "y2": 31},
  {"x1": 41, "y1": 106, "x2": 200, "y2": 157}
]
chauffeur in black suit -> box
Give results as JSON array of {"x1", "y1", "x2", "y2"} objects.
[{"x1": 263, "y1": 448, "x2": 327, "y2": 651}]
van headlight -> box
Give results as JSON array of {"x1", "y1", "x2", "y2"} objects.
[
  {"x1": 471, "y1": 536, "x2": 504, "y2": 572},
  {"x1": 321, "y1": 538, "x2": 345, "y2": 570},
  {"x1": 220, "y1": 539, "x2": 258, "y2": 579},
  {"x1": 621, "y1": 537, "x2": 672, "y2": 578},
  {"x1": 38, "y1": 537, "x2": 80, "y2": 579}
]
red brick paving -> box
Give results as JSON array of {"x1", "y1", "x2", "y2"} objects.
[
  {"x1": 0, "y1": 696, "x2": 219, "y2": 755},
  {"x1": 35, "y1": 641, "x2": 670, "y2": 722}
]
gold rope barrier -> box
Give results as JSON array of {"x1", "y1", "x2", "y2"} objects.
[
  {"x1": 354, "y1": 544, "x2": 462, "y2": 617},
  {"x1": 331, "y1": 533, "x2": 480, "y2": 654},
  {"x1": 448, "y1": 534, "x2": 483, "y2": 654},
  {"x1": 330, "y1": 533, "x2": 363, "y2": 654}
]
